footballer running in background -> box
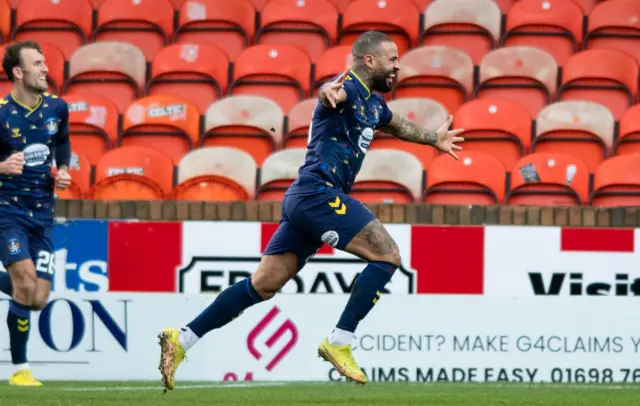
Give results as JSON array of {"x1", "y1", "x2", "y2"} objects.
[
  {"x1": 159, "y1": 31, "x2": 464, "y2": 390},
  {"x1": 0, "y1": 40, "x2": 72, "y2": 387}
]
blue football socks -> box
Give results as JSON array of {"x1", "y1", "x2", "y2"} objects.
[{"x1": 7, "y1": 300, "x2": 30, "y2": 365}]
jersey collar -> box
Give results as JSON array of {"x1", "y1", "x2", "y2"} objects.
[
  {"x1": 349, "y1": 71, "x2": 372, "y2": 100},
  {"x1": 10, "y1": 91, "x2": 42, "y2": 117}
]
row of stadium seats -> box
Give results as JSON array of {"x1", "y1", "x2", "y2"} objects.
[
  {"x1": 7, "y1": 39, "x2": 640, "y2": 121},
  {"x1": 54, "y1": 144, "x2": 640, "y2": 208},
  {"x1": 0, "y1": 0, "x2": 633, "y2": 65}
]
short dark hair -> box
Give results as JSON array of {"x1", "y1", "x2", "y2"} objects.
[
  {"x1": 351, "y1": 31, "x2": 393, "y2": 60},
  {"x1": 2, "y1": 41, "x2": 42, "y2": 82}
]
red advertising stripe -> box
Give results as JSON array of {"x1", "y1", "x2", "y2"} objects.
[
  {"x1": 260, "y1": 223, "x2": 334, "y2": 254},
  {"x1": 108, "y1": 221, "x2": 182, "y2": 292},
  {"x1": 411, "y1": 226, "x2": 484, "y2": 294},
  {"x1": 561, "y1": 228, "x2": 635, "y2": 253}
]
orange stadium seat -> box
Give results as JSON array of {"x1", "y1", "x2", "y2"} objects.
[
  {"x1": 256, "y1": 0, "x2": 338, "y2": 63},
  {"x1": 174, "y1": 0, "x2": 256, "y2": 62},
  {"x1": 424, "y1": 151, "x2": 506, "y2": 205},
  {"x1": 591, "y1": 154, "x2": 640, "y2": 207},
  {"x1": 558, "y1": 49, "x2": 638, "y2": 120},
  {"x1": 338, "y1": 0, "x2": 420, "y2": 56},
  {"x1": 503, "y1": 0, "x2": 584, "y2": 67},
  {"x1": 453, "y1": 99, "x2": 531, "y2": 171},
  {"x1": 420, "y1": 0, "x2": 501, "y2": 65},
  {"x1": 393, "y1": 46, "x2": 473, "y2": 114},
  {"x1": 616, "y1": 104, "x2": 640, "y2": 156},
  {"x1": 94, "y1": 0, "x2": 174, "y2": 61},
  {"x1": 476, "y1": 46, "x2": 558, "y2": 118},
  {"x1": 533, "y1": 101, "x2": 614, "y2": 172},
  {"x1": 63, "y1": 94, "x2": 119, "y2": 166},
  {"x1": 120, "y1": 95, "x2": 200, "y2": 165},
  {"x1": 312, "y1": 45, "x2": 352, "y2": 95},
  {"x1": 91, "y1": 145, "x2": 174, "y2": 200},
  {"x1": 585, "y1": 0, "x2": 640, "y2": 66},
  {"x1": 12, "y1": 0, "x2": 93, "y2": 59},
  {"x1": 350, "y1": 149, "x2": 423, "y2": 203},
  {"x1": 202, "y1": 95, "x2": 283, "y2": 166},
  {"x1": 173, "y1": 147, "x2": 257, "y2": 201},
  {"x1": 372, "y1": 98, "x2": 447, "y2": 170},
  {"x1": 0, "y1": 0, "x2": 9, "y2": 43},
  {"x1": 0, "y1": 42, "x2": 64, "y2": 95},
  {"x1": 507, "y1": 152, "x2": 590, "y2": 206},
  {"x1": 257, "y1": 148, "x2": 306, "y2": 200},
  {"x1": 147, "y1": 44, "x2": 229, "y2": 114},
  {"x1": 52, "y1": 152, "x2": 92, "y2": 200},
  {"x1": 229, "y1": 44, "x2": 311, "y2": 113},
  {"x1": 285, "y1": 98, "x2": 317, "y2": 148},
  {"x1": 65, "y1": 42, "x2": 147, "y2": 113}
]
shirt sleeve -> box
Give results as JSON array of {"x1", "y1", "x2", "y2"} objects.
[{"x1": 54, "y1": 100, "x2": 71, "y2": 168}]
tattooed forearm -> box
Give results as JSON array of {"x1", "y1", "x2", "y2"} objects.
[{"x1": 383, "y1": 112, "x2": 438, "y2": 146}]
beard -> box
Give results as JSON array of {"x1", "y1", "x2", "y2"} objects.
[{"x1": 371, "y1": 68, "x2": 396, "y2": 93}]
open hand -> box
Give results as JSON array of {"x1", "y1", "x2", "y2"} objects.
[{"x1": 435, "y1": 115, "x2": 465, "y2": 160}]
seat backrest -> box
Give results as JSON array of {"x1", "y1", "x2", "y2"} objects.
[
  {"x1": 233, "y1": 44, "x2": 311, "y2": 91},
  {"x1": 0, "y1": 0, "x2": 10, "y2": 42},
  {"x1": 397, "y1": 45, "x2": 474, "y2": 94},
  {"x1": 63, "y1": 93, "x2": 120, "y2": 143},
  {"x1": 355, "y1": 149, "x2": 423, "y2": 201},
  {"x1": 594, "y1": 153, "x2": 640, "y2": 189},
  {"x1": 536, "y1": 100, "x2": 614, "y2": 149},
  {"x1": 287, "y1": 98, "x2": 317, "y2": 137},
  {"x1": 385, "y1": 98, "x2": 449, "y2": 133},
  {"x1": 313, "y1": 45, "x2": 353, "y2": 89},
  {"x1": 479, "y1": 46, "x2": 558, "y2": 95},
  {"x1": 507, "y1": 0, "x2": 584, "y2": 41},
  {"x1": 260, "y1": 148, "x2": 306, "y2": 185},
  {"x1": 259, "y1": 0, "x2": 339, "y2": 42},
  {"x1": 151, "y1": 43, "x2": 229, "y2": 89},
  {"x1": 205, "y1": 95, "x2": 284, "y2": 144},
  {"x1": 424, "y1": 0, "x2": 501, "y2": 42},
  {"x1": 342, "y1": 0, "x2": 420, "y2": 46},
  {"x1": 177, "y1": 146, "x2": 257, "y2": 198},
  {"x1": 562, "y1": 49, "x2": 638, "y2": 95},
  {"x1": 53, "y1": 151, "x2": 92, "y2": 198},
  {"x1": 619, "y1": 104, "x2": 640, "y2": 140}
]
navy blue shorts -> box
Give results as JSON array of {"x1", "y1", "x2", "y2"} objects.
[
  {"x1": 263, "y1": 182, "x2": 376, "y2": 271},
  {"x1": 0, "y1": 217, "x2": 54, "y2": 281}
]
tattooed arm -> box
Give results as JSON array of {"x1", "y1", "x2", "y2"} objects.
[{"x1": 382, "y1": 112, "x2": 465, "y2": 160}]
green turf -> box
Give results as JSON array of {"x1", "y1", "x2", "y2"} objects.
[{"x1": 4, "y1": 381, "x2": 640, "y2": 406}]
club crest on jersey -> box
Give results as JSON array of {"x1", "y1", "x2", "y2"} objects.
[
  {"x1": 7, "y1": 239, "x2": 21, "y2": 255},
  {"x1": 45, "y1": 117, "x2": 58, "y2": 135}
]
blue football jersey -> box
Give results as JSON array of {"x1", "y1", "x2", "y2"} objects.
[
  {"x1": 292, "y1": 71, "x2": 393, "y2": 194},
  {"x1": 0, "y1": 92, "x2": 70, "y2": 224}
]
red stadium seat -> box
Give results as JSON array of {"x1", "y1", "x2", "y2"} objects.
[
  {"x1": 591, "y1": 154, "x2": 640, "y2": 207},
  {"x1": 0, "y1": 42, "x2": 64, "y2": 95},
  {"x1": 52, "y1": 152, "x2": 91, "y2": 200},
  {"x1": 424, "y1": 151, "x2": 506, "y2": 205},
  {"x1": 338, "y1": 0, "x2": 420, "y2": 57},
  {"x1": 420, "y1": 0, "x2": 502, "y2": 65},
  {"x1": 229, "y1": 44, "x2": 311, "y2": 114},
  {"x1": 453, "y1": 99, "x2": 531, "y2": 171},
  {"x1": 147, "y1": 44, "x2": 229, "y2": 114},
  {"x1": 475, "y1": 46, "x2": 558, "y2": 118},
  {"x1": 257, "y1": 148, "x2": 306, "y2": 201},
  {"x1": 559, "y1": 49, "x2": 638, "y2": 120},
  {"x1": 615, "y1": 104, "x2": 640, "y2": 156},
  {"x1": 65, "y1": 42, "x2": 147, "y2": 113},
  {"x1": 174, "y1": 147, "x2": 257, "y2": 201},
  {"x1": 202, "y1": 95, "x2": 283, "y2": 166},
  {"x1": 63, "y1": 94, "x2": 119, "y2": 166},
  {"x1": 92, "y1": 146, "x2": 174, "y2": 201},
  {"x1": 312, "y1": 46, "x2": 352, "y2": 95},
  {"x1": 393, "y1": 46, "x2": 473, "y2": 114},
  {"x1": 533, "y1": 101, "x2": 614, "y2": 172},
  {"x1": 507, "y1": 152, "x2": 590, "y2": 206},
  {"x1": 256, "y1": 0, "x2": 338, "y2": 63},
  {"x1": 94, "y1": 0, "x2": 174, "y2": 61},
  {"x1": 120, "y1": 95, "x2": 201, "y2": 165},
  {"x1": 175, "y1": 0, "x2": 256, "y2": 62},
  {"x1": 585, "y1": 0, "x2": 640, "y2": 66},
  {"x1": 285, "y1": 98, "x2": 317, "y2": 148},
  {"x1": 373, "y1": 98, "x2": 447, "y2": 170},
  {"x1": 12, "y1": 0, "x2": 93, "y2": 59},
  {"x1": 503, "y1": 0, "x2": 584, "y2": 66},
  {"x1": 0, "y1": 0, "x2": 10, "y2": 43}
]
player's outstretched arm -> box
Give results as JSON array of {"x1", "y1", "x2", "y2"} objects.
[
  {"x1": 382, "y1": 113, "x2": 465, "y2": 160},
  {"x1": 318, "y1": 68, "x2": 350, "y2": 108}
]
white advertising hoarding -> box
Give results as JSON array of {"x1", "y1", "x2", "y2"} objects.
[{"x1": 1, "y1": 293, "x2": 640, "y2": 383}]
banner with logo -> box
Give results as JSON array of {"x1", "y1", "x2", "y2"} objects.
[{"x1": 1, "y1": 293, "x2": 640, "y2": 382}]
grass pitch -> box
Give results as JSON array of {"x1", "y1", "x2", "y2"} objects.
[{"x1": 4, "y1": 381, "x2": 640, "y2": 406}]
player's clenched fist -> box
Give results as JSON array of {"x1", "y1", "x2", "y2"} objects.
[
  {"x1": 0, "y1": 152, "x2": 24, "y2": 175},
  {"x1": 55, "y1": 168, "x2": 72, "y2": 191}
]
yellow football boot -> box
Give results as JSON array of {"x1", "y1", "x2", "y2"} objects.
[
  {"x1": 318, "y1": 338, "x2": 368, "y2": 384},
  {"x1": 158, "y1": 328, "x2": 186, "y2": 392},
  {"x1": 9, "y1": 370, "x2": 43, "y2": 387}
]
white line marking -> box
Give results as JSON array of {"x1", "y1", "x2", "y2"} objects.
[{"x1": 60, "y1": 382, "x2": 287, "y2": 392}]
